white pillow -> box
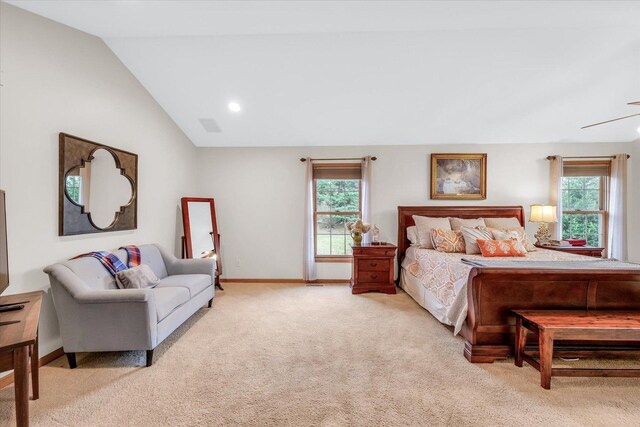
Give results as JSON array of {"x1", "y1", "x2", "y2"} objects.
[
  {"x1": 449, "y1": 217, "x2": 486, "y2": 231},
  {"x1": 412, "y1": 216, "x2": 451, "y2": 249},
  {"x1": 115, "y1": 265, "x2": 160, "y2": 289},
  {"x1": 407, "y1": 226, "x2": 419, "y2": 246},
  {"x1": 483, "y1": 217, "x2": 522, "y2": 230},
  {"x1": 461, "y1": 226, "x2": 494, "y2": 255}
]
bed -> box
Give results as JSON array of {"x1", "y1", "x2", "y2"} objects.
[{"x1": 397, "y1": 206, "x2": 640, "y2": 363}]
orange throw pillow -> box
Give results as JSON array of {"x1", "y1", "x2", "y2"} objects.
[
  {"x1": 430, "y1": 228, "x2": 466, "y2": 253},
  {"x1": 476, "y1": 238, "x2": 527, "y2": 257}
]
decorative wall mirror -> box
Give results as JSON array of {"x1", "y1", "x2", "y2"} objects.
[
  {"x1": 59, "y1": 133, "x2": 138, "y2": 236},
  {"x1": 181, "y1": 197, "x2": 223, "y2": 290}
]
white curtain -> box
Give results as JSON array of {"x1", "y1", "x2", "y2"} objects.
[
  {"x1": 361, "y1": 156, "x2": 372, "y2": 244},
  {"x1": 608, "y1": 154, "x2": 628, "y2": 260},
  {"x1": 303, "y1": 158, "x2": 317, "y2": 281},
  {"x1": 549, "y1": 155, "x2": 563, "y2": 240}
]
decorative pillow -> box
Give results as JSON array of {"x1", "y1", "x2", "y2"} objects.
[
  {"x1": 477, "y1": 239, "x2": 528, "y2": 257},
  {"x1": 412, "y1": 216, "x2": 451, "y2": 249},
  {"x1": 487, "y1": 227, "x2": 536, "y2": 252},
  {"x1": 483, "y1": 217, "x2": 522, "y2": 231},
  {"x1": 407, "y1": 226, "x2": 419, "y2": 246},
  {"x1": 449, "y1": 217, "x2": 486, "y2": 231},
  {"x1": 490, "y1": 229, "x2": 519, "y2": 241},
  {"x1": 115, "y1": 265, "x2": 160, "y2": 289},
  {"x1": 430, "y1": 228, "x2": 466, "y2": 253},
  {"x1": 461, "y1": 226, "x2": 494, "y2": 255}
]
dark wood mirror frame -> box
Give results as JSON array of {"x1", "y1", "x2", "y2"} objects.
[
  {"x1": 181, "y1": 197, "x2": 223, "y2": 290},
  {"x1": 59, "y1": 133, "x2": 138, "y2": 236}
]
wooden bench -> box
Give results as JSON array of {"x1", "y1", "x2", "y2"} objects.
[{"x1": 513, "y1": 310, "x2": 640, "y2": 389}]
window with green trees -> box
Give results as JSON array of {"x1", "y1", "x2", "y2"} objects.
[
  {"x1": 313, "y1": 163, "x2": 362, "y2": 258},
  {"x1": 561, "y1": 161, "x2": 610, "y2": 247}
]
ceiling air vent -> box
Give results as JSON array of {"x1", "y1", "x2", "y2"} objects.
[{"x1": 199, "y1": 118, "x2": 222, "y2": 133}]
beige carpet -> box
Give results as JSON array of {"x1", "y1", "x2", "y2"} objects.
[{"x1": 2, "y1": 283, "x2": 640, "y2": 427}]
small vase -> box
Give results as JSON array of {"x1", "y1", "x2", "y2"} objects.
[{"x1": 351, "y1": 231, "x2": 363, "y2": 246}]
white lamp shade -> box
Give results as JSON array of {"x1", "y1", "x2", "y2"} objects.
[{"x1": 530, "y1": 204, "x2": 558, "y2": 223}]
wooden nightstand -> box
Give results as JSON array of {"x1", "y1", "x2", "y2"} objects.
[
  {"x1": 535, "y1": 244, "x2": 604, "y2": 258},
  {"x1": 350, "y1": 243, "x2": 397, "y2": 295}
]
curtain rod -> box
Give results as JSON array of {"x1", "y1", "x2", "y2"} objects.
[
  {"x1": 300, "y1": 156, "x2": 377, "y2": 162},
  {"x1": 546, "y1": 154, "x2": 630, "y2": 160}
]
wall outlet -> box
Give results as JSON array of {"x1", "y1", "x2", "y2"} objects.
[{"x1": 235, "y1": 258, "x2": 241, "y2": 268}]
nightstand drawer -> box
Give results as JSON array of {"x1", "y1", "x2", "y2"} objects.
[
  {"x1": 351, "y1": 246, "x2": 396, "y2": 257},
  {"x1": 357, "y1": 271, "x2": 387, "y2": 283},
  {"x1": 358, "y1": 259, "x2": 390, "y2": 272}
]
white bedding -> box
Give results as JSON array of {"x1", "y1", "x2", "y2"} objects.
[{"x1": 400, "y1": 247, "x2": 594, "y2": 335}]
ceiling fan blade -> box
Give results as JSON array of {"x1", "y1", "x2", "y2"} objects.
[
  {"x1": 628, "y1": 101, "x2": 640, "y2": 106},
  {"x1": 581, "y1": 113, "x2": 640, "y2": 129}
]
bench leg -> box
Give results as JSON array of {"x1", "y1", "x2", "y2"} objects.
[
  {"x1": 514, "y1": 317, "x2": 527, "y2": 368},
  {"x1": 208, "y1": 298, "x2": 213, "y2": 308},
  {"x1": 539, "y1": 332, "x2": 554, "y2": 390},
  {"x1": 66, "y1": 352, "x2": 77, "y2": 369}
]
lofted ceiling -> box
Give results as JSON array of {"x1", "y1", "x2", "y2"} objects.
[{"x1": 6, "y1": 0, "x2": 640, "y2": 147}]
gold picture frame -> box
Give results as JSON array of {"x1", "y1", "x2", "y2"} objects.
[{"x1": 430, "y1": 153, "x2": 487, "y2": 200}]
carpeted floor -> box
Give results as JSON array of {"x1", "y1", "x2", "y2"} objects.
[{"x1": 2, "y1": 283, "x2": 640, "y2": 426}]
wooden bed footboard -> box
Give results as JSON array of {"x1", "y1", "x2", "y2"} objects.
[{"x1": 462, "y1": 268, "x2": 640, "y2": 363}]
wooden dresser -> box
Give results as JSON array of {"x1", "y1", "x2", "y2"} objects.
[
  {"x1": 0, "y1": 290, "x2": 43, "y2": 427},
  {"x1": 350, "y1": 243, "x2": 397, "y2": 295},
  {"x1": 535, "y1": 244, "x2": 604, "y2": 258}
]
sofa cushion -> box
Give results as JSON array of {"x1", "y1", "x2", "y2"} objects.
[
  {"x1": 156, "y1": 274, "x2": 211, "y2": 298},
  {"x1": 152, "y1": 287, "x2": 190, "y2": 322}
]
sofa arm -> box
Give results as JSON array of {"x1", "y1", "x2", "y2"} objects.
[
  {"x1": 43, "y1": 264, "x2": 158, "y2": 352},
  {"x1": 155, "y1": 244, "x2": 216, "y2": 279}
]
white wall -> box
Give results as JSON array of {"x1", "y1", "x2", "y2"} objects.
[
  {"x1": 0, "y1": 3, "x2": 198, "y2": 357},
  {"x1": 197, "y1": 142, "x2": 638, "y2": 280}
]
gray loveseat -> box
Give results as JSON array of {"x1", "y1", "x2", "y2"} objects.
[{"x1": 44, "y1": 244, "x2": 215, "y2": 368}]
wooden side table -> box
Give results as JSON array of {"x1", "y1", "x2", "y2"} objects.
[
  {"x1": 350, "y1": 243, "x2": 397, "y2": 295},
  {"x1": 0, "y1": 290, "x2": 43, "y2": 427},
  {"x1": 535, "y1": 244, "x2": 604, "y2": 258}
]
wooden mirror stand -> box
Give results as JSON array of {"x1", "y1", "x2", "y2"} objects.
[{"x1": 181, "y1": 197, "x2": 223, "y2": 290}]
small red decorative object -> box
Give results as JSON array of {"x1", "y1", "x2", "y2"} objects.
[{"x1": 565, "y1": 238, "x2": 587, "y2": 246}]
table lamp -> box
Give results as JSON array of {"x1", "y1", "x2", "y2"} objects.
[{"x1": 529, "y1": 204, "x2": 558, "y2": 245}]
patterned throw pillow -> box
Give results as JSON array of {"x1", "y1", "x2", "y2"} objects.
[
  {"x1": 430, "y1": 228, "x2": 466, "y2": 253},
  {"x1": 509, "y1": 228, "x2": 537, "y2": 252},
  {"x1": 461, "y1": 226, "x2": 494, "y2": 255},
  {"x1": 488, "y1": 227, "x2": 536, "y2": 252},
  {"x1": 477, "y1": 239, "x2": 528, "y2": 257}
]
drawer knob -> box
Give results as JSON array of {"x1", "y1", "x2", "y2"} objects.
[
  {"x1": 371, "y1": 274, "x2": 378, "y2": 279},
  {"x1": 371, "y1": 262, "x2": 377, "y2": 267}
]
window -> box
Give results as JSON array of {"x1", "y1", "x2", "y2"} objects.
[
  {"x1": 313, "y1": 163, "x2": 362, "y2": 260},
  {"x1": 561, "y1": 161, "x2": 610, "y2": 247}
]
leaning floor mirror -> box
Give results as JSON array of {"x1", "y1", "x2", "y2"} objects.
[{"x1": 181, "y1": 197, "x2": 223, "y2": 290}]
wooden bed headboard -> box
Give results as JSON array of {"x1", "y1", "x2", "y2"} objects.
[{"x1": 396, "y1": 205, "x2": 525, "y2": 273}]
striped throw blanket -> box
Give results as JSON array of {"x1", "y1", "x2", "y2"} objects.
[
  {"x1": 120, "y1": 245, "x2": 141, "y2": 268},
  {"x1": 72, "y1": 251, "x2": 128, "y2": 277},
  {"x1": 72, "y1": 245, "x2": 142, "y2": 277}
]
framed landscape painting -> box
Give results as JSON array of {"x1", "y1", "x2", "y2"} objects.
[{"x1": 430, "y1": 153, "x2": 487, "y2": 200}]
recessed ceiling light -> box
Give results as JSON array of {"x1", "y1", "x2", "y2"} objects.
[{"x1": 228, "y1": 102, "x2": 241, "y2": 112}]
